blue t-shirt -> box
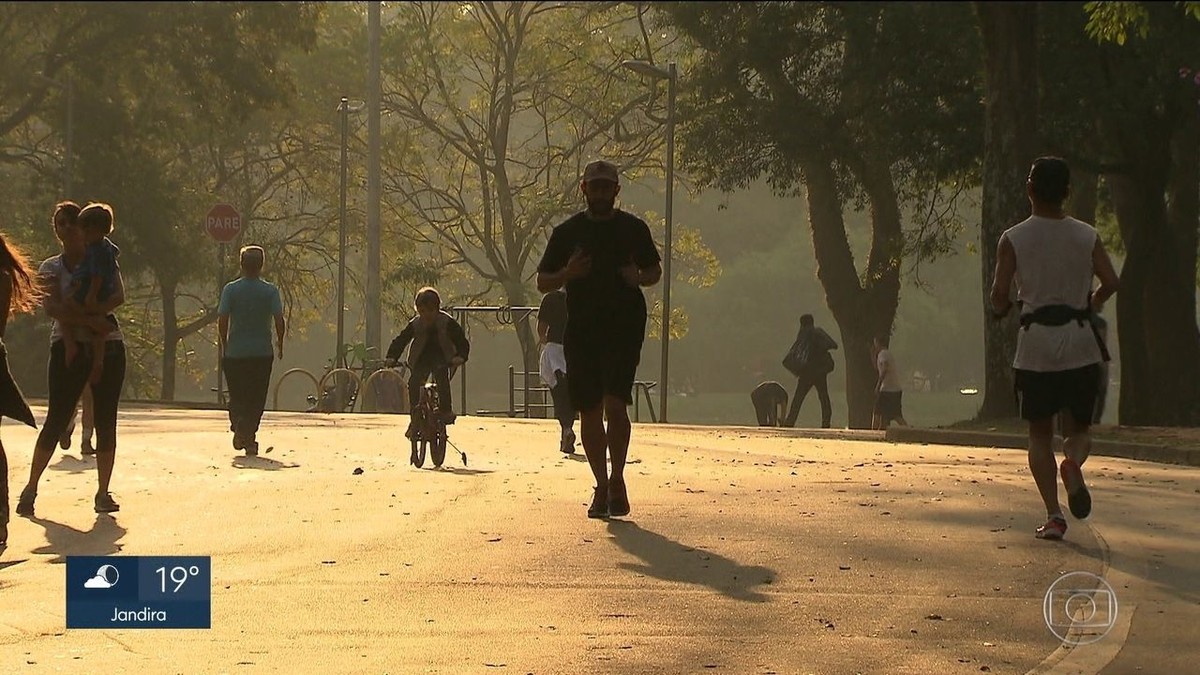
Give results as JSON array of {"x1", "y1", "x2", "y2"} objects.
[
  {"x1": 72, "y1": 237, "x2": 119, "y2": 305},
  {"x1": 218, "y1": 277, "x2": 283, "y2": 358}
]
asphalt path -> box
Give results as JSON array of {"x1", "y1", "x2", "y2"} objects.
[{"x1": 2, "y1": 408, "x2": 1197, "y2": 674}]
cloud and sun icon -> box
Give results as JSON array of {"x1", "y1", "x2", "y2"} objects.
[{"x1": 83, "y1": 564, "x2": 120, "y2": 589}]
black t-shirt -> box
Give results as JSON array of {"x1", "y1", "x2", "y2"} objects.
[
  {"x1": 538, "y1": 289, "x2": 568, "y2": 345},
  {"x1": 537, "y1": 209, "x2": 661, "y2": 336}
]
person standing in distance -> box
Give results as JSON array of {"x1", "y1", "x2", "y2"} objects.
[
  {"x1": 871, "y1": 334, "x2": 908, "y2": 430},
  {"x1": 218, "y1": 245, "x2": 285, "y2": 456},
  {"x1": 782, "y1": 313, "x2": 838, "y2": 428},
  {"x1": 990, "y1": 156, "x2": 1119, "y2": 541},
  {"x1": 536, "y1": 160, "x2": 662, "y2": 519}
]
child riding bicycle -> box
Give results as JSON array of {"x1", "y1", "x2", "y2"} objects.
[{"x1": 384, "y1": 286, "x2": 470, "y2": 439}]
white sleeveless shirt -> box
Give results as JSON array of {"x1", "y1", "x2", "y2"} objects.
[{"x1": 1002, "y1": 215, "x2": 1102, "y2": 372}]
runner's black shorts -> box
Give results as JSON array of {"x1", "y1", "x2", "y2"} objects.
[
  {"x1": 1014, "y1": 364, "x2": 1101, "y2": 423},
  {"x1": 874, "y1": 390, "x2": 903, "y2": 421},
  {"x1": 564, "y1": 327, "x2": 645, "y2": 411}
]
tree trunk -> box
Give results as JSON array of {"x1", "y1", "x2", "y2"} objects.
[
  {"x1": 1108, "y1": 118, "x2": 1200, "y2": 426},
  {"x1": 974, "y1": 1, "x2": 1039, "y2": 420},
  {"x1": 1072, "y1": 169, "x2": 1098, "y2": 225},
  {"x1": 160, "y1": 280, "x2": 178, "y2": 401},
  {"x1": 803, "y1": 159, "x2": 900, "y2": 429}
]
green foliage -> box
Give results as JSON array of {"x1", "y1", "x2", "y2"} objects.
[
  {"x1": 0, "y1": 3, "x2": 325, "y2": 396},
  {"x1": 660, "y1": 1, "x2": 982, "y2": 262},
  {"x1": 1084, "y1": 1, "x2": 1200, "y2": 44},
  {"x1": 1084, "y1": 1, "x2": 1151, "y2": 44},
  {"x1": 371, "y1": 1, "x2": 699, "y2": 368}
]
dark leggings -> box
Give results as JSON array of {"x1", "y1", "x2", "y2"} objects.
[
  {"x1": 785, "y1": 371, "x2": 832, "y2": 428},
  {"x1": 549, "y1": 371, "x2": 576, "y2": 430},
  {"x1": 36, "y1": 340, "x2": 126, "y2": 453}
]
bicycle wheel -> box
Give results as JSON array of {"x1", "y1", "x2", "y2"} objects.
[
  {"x1": 412, "y1": 437, "x2": 427, "y2": 468},
  {"x1": 431, "y1": 428, "x2": 447, "y2": 467}
]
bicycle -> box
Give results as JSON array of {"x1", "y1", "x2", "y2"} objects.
[
  {"x1": 407, "y1": 365, "x2": 466, "y2": 468},
  {"x1": 305, "y1": 343, "x2": 409, "y2": 413}
]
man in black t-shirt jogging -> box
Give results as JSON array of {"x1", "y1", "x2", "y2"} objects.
[{"x1": 536, "y1": 160, "x2": 662, "y2": 519}]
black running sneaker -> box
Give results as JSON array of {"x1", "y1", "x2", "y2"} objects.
[
  {"x1": 608, "y1": 478, "x2": 630, "y2": 517},
  {"x1": 587, "y1": 487, "x2": 609, "y2": 519},
  {"x1": 1060, "y1": 458, "x2": 1092, "y2": 520},
  {"x1": 560, "y1": 429, "x2": 576, "y2": 455},
  {"x1": 94, "y1": 492, "x2": 120, "y2": 514},
  {"x1": 15, "y1": 488, "x2": 35, "y2": 517}
]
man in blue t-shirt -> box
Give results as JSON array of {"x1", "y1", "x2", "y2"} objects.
[{"x1": 218, "y1": 245, "x2": 286, "y2": 456}]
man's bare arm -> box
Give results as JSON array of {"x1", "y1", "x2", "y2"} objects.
[
  {"x1": 1091, "y1": 237, "x2": 1120, "y2": 311},
  {"x1": 989, "y1": 236, "x2": 1016, "y2": 315},
  {"x1": 274, "y1": 314, "x2": 286, "y2": 359}
]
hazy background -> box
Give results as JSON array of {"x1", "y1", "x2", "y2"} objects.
[{"x1": 159, "y1": 177, "x2": 1119, "y2": 430}]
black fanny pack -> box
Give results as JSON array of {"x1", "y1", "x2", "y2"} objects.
[
  {"x1": 1019, "y1": 304, "x2": 1090, "y2": 329},
  {"x1": 1019, "y1": 304, "x2": 1110, "y2": 362}
]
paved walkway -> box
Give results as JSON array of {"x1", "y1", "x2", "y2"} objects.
[{"x1": 2, "y1": 409, "x2": 1197, "y2": 674}]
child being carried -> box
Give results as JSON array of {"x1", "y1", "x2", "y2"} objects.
[{"x1": 64, "y1": 203, "x2": 119, "y2": 385}]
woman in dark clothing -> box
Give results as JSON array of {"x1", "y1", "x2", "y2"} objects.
[
  {"x1": 16, "y1": 202, "x2": 127, "y2": 518},
  {"x1": 0, "y1": 231, "x2": 42, "y2": 546}
]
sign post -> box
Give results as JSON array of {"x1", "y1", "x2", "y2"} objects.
[{"x1": 207, "y1": 204, "x2": 242, "y2": 405}]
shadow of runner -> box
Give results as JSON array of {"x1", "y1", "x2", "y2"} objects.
[
  {"x1": 606, "y1": 520, "x2": 775, "y2": 603},
  {"x1": 422, "y1": 466, "x2": 495, "y2": 475},
  {"x1": 49, "y1": 454, "x2": 94, "y2": 475},
  {"x1": 232, "y1": 455, "x2": 299, "y2": 471},
  {"x1": 30, "y1": 515, "x2": 126, "y2": 564}
]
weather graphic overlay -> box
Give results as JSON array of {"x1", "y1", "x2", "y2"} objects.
[{"x1": 66, "y1": 556, "x2": 211, "y2": 629}]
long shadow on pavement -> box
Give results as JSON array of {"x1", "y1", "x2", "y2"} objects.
[
  {"x1": 606, "y1": 520, "x2": 775, "y2": 603},
  {"x1": 232, "y1": 455, "x2": 299, "y2": 471},
  {"x1": 30, "y1": 514, "x2": 126, "y2": 564},
  {"x1": 421, "y1": 465, "x2": 495, "y2": 475}
]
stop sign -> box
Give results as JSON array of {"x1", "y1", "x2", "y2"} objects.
[{"x1": 205, "y1": 203, "x2": 242, "y2": 243}]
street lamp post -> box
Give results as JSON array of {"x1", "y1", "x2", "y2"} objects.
[
  {"x1": 335, "y1": 97, "x2": 365, "y2": 368},
  {"x1": 621, "y1": 59, "x2": 677, "y2": 423},
  {"x1": 337, "y1": 96, "x2": 350, "y2": 369},
  {"x1": 366, "y1": 1, "x2": 383, "y2": 362}
]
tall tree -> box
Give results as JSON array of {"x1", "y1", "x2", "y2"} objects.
[
  {"x1": 661, "y1": 2, "x2": 981, "y2": 427},
  {"x1": 65, "y1": 3, "x2": 323, "y2": 398},
  {"x1": 1062, "y1": 1, "x2": 1200, "y2": 425},
  {"x1": 0, "y1": 2, "x2": 326, "y2": 397},
  {"x1": 973, "y1": 2, "x2": 1039, "y2": 420},
  {"x1": 377, "y1": 1, "x2": 699, "y2": 374}
]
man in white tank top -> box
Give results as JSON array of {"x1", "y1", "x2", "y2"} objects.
[{"x1": 989, "y1": 157, "x2": 1120, "y2": 541}]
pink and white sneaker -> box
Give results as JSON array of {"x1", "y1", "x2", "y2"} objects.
[{"x1": 1035, "y1": 516, "x2": 1068, "y2": 540}]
